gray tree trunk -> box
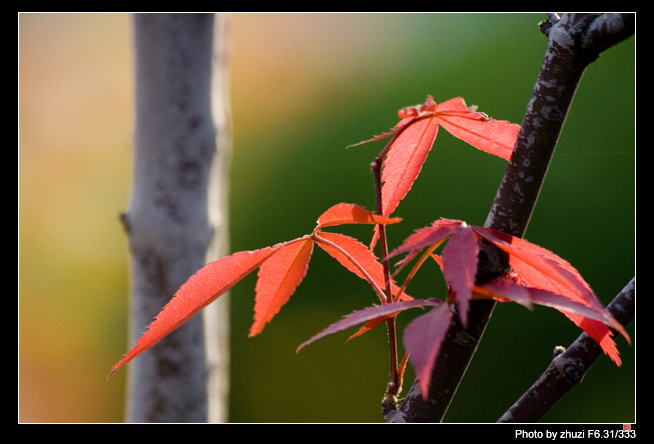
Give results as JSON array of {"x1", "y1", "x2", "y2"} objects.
[{"x1": 122, "y1": 13, "x2": 230, "y2": 423}]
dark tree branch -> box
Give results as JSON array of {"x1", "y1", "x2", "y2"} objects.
[
  {"x1": 497, "y1": 277, "x2": 634, "y2": 422},
  {"x1": 384, "y1": 13, "x2": 634, "y2": 423}
]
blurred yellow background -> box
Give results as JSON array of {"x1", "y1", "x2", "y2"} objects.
[
  {"x1": 19, "y1": 13, "x2": 132, "y2": 422},
  {"x1": 19, "y1": 13, "x2": 634, "y2": 423}
]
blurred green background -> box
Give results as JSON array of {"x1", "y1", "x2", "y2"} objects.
[{"x1": 19, "y1": 13, "x2": 634, "y2": 423}]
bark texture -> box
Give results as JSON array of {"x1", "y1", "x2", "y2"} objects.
[{"x1": 123, "y1": 13, "x2": 230, "y2": 423}]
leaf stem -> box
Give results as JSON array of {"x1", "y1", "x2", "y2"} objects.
[
  {"x1": 309, "y1": 232, "x2": 388, "y2": 303},
  {"x1": 496, "y1": 277, "x2": 634, "y2": 423},
  {"x1": 371, "y1": 146, "x2": 402, "y2": 399},
  {"x1": 379, "y1": 224, "x2": 401, "y2": 398},
  {"x1": 394, "y1": 242, "x2": 443, "y2": 303},
  {"x1": 310, "y1": 228, "x2": 402, "y2": 397}
]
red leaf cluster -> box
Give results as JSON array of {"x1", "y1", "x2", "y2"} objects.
[
  {"x1": 109, "y1": 204, "x2": 401, "y2": 377},
  {"x1": 111, "y1": 95, "x2": 628, "y2": 408},
  {"x1": 300, "y1": 219, "x2": 630, "y2": 399}
]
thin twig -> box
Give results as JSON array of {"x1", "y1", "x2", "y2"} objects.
[
  {"x1": 497, "y1": 277, "x2": 635, "y2": 423},
  {"x1": 370, "y1": 154, "x2": 401, "y2": 400}
]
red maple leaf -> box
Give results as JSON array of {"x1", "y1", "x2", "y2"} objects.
[
  {"x1": 300, "y1": 218, "x2": 630, "y2": 400},
  {"x1": 470, "y1": 227, "x2": 629, "y2": 365},
  {"x1": 392, "y1": 219, "x2": 630, "y2": 361},
  {"x1": 251, "y1": 238, "x2": 314, "y2": 337},
  {"x1": 351, "y1": 96, "x2": 521, "y2": 221},
  {"x1": 108, "y1": 244, "x2": 283, "y2": 378},
  {"x1": 109, "y1": 203, "x2": 401, "y2": 377}
]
